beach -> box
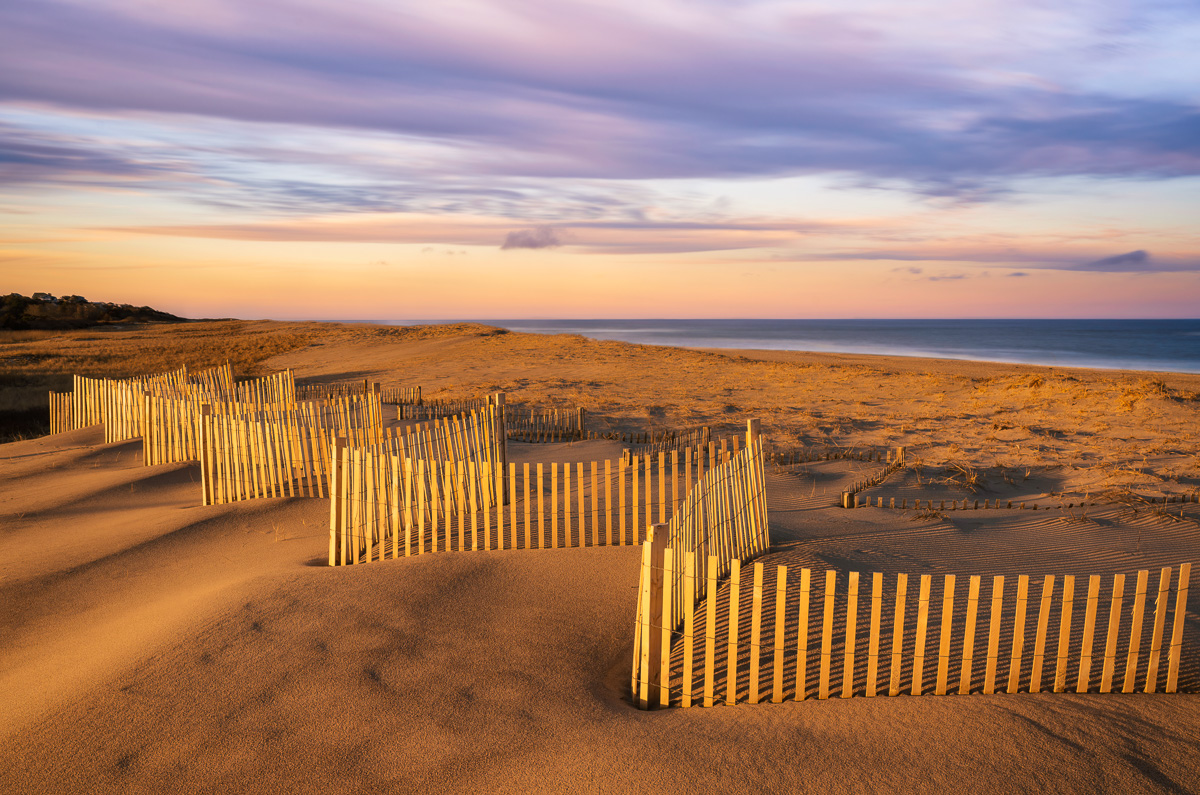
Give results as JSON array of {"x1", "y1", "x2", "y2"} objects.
[{"x1": 1, "y1": 320, "x2": 1198, "y2": 793}]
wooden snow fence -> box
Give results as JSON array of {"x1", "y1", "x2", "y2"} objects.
[
  {"x1": 624, "y1": 425, "x2": 712, "y2": 456},
  {"x1": 199, "y1": 392, "x2": 384, "y2": 505},
  {"x1": 143, "y1": 369, "x2": 296, "y2": 466},
  {"x1": 48, "y1": 391, "x2": 72, "y2": 434},
  {"x1": 633, "y1": 556, "x2": 1192, "y2": 709},
  {"x1": 505, "y1": 405, "x2": 585, "y2": 442},
  {"x1": 327, "y1": 427, "x2": 744, "y2": 566},
  {"x1": 52, "y1": 364, "x2": 235, "y2": 439},
  {"x1": 632, "y1": 421, "x2": 770, "y2": 708},
  {"x1": 398, "y1": 395, "x2": 492, "y2": 422},
  {"x1": 850, "y1": 493, "x2": 1200, "y2": 510}
]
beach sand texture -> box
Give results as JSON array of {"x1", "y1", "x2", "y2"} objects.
[{"x1": 2, "y1": 321, "x2": 1199, "y2": 793}]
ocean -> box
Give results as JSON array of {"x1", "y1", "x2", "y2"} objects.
[{"x1": 433, "y1": 319, "x2": 1200, "y2": 374}]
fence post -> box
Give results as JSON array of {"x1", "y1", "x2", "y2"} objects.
[
  {"x1": 746, "y1": 418, "x2": 760, "y2": 448},
  {"x1": 492, "y1": 392, "x2": 509, "y2": 505},
  {"x1": 199, "y1": 404, "x2": 214, "y2": 506},
  {"x1": 577, "y1": 407, "x2": 586, "y2": 441},
  {"x1": 640, "y1": 522, "x2": 670, "y2": 708},
  {"x1": 329, "y1": 436, "x2": 347, "y2": 565},
  {"x1": 895, "y1": 446, "x2": 906, "y2": 464}
]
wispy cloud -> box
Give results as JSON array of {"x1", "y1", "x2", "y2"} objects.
[
  {"x1": 2, "y1": 0, "x2": 1199, "y2": 203},
  {"x1": 500, "y1": 226, "x2": 563, "y2": 250}
]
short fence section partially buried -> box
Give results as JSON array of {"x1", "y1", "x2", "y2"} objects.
[
  {"x1": 633, "y1": 558, "x2": 1192, "y2": 709},
  {"x1": 329, "y1": 441, "x2": 736, "y2": 566},
  {"x1": 48, "y1": 391, "x2": 72, "y2": 434}
]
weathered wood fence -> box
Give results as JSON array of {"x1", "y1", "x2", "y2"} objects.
[
  {"x1": 635, "y1": 555, "x2": 1191, "y2": 708},
  {"x1": 328, "y1": 439, "x2": 742, "y2": 566},
  {"x1": 49, "y1": 364, "x2": 236, "y2": 440},
  {"x1": 48, "y1": 391, "x2": 72, "y2": 434},
  {"x1": 850, "y1": 493, "x2": 1200, "y2": 510},
  {"x1": 199, "y1": 393, "x2": 384, "y2": 504},
  {"x1": 632, "y1": 422, "x2": 770, "y2": 707},
  {"x1": 144, "y1": 369, "x2": 298, "y2": 466},
  {"x1": 505, "y1": 405, "x2": 585, "y2": 442}
]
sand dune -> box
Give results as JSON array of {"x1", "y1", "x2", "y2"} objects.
[{"x1": 2, "y1": 323, "x2": 1198, "y2": 793}]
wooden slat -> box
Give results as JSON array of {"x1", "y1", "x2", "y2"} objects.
[
  {"x1": 842, "y1": 571, "x2": 859, "y2": 698},
  {"x1": 536, "y1": 463, "x2": 544, "y2": 550},
  {"x1": 682, "y1": 554, "x2": 696, "y2": 708},
  {"x1": 935, "y1": 574, "x2": 955, "y2": 696},
  {"x1": 959, "y1": 575, "x2": 981, "y2": 695},
  {"x1": 889, "y1": 573, "x2": 907, "y2": 697},
  {"x1": 1029, "y1": 575, "x2": 1055, "y2": 693},
  {"x1": 1122, "y1": 570, "x2": 1149, "y2": 693},
  {"x1": 983, "y1": 575, "x2": 1004, "y2": 694},
  {"x1": 911, "y1": 574, "x2": 931, "y2": 696},
  {"x1": 749, "y1": 562, "x2": 764, "y2": 704},
  {"x1": 551, "y1": 463, "x2": 558, "y2": 549},
  {"x1": 605, "y1": 459, "x2": 613, "y2": 546},
  {"x1": 819, "y1": 570, "x2": 836, "y2": 700},
  {"x1": 1053, "y1": 575, "x2": 1075, "y2": 693},
  {"x1": 1100, "y1": 574, "x2": 1126, "y2": 693},
  {"x1": 726, "y1": 559, "x2": 742, "y2": 706},
  {"x1": 1166, "y1": 562, "x2": 1191, "y2": 694},
  {"x1": 795, "y1": 568, "x2": 811, "y2": 701},
  {"x1": 637, "y1": 541, "x2": 653, "y2": 709},
  {"x1": 866, "y1": 571, "x2": 882, "y2": 697},
  {"x1": 1007, "y1": 574, "x2": 1029, "y2": 694},
  {"x1": 1145, "y1": 567, "x2": 1171, "y2": 694},
  {"x1": 772, "y1": 565, "x2": 788, "y2": 704},
  {"x1": 659, "y1": 548, "x2": 673, "y2": 708},
  {"x1": 704, "y1": 555, "x2": 718, "y2": 707},
  {"x1": 1076, "y1": 574, "x2": 1101, "y2": 693}
]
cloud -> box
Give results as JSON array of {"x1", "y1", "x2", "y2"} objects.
[
  {"x1": 500, "y1": 227, "x2": 564, "y2": 250},
  {"x1": 1077, "y1": 249, "x2": 1150, "y2": 271},
  {"x1": 2, "y1": 0, "x2": 1200, "y2": 205},
  {"x1": 1008, "y1": 271, "x2": 1029, "y2": 277},
  {"x1": 892, "y1": 266, "x2": 923, "y2": 274}
]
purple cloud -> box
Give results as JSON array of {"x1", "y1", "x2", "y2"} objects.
[
  {"x1": 2, "y1": 0, "x2": 1199, "y2": 205},
  {"x1": 1078, "y1": 250, "x2": 1150, "y2": 271},
  {"x1": 500, "y1": 227, "x2": 564, "y2": 250}
]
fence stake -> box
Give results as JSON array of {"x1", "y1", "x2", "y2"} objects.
[
  {"x1": 704, "y1": 555, "x2": 718, "y2": 707},
  {"x1": 1121, "y1": 571, "x2": 1149, "y2": 693},
  {"x1": 1030, "y1": 575, "x2": 1055, "y2": 693},
  {"x1": 889, "y1": 573, "x2": 908, "y2": 697},
  {"x1": 866, "y1": 572, "x2": 883, "y2": 697},
  {"x1": 912, "y1": 574, "x2": 931, "y2": 696},
  {"x1": 1145, "y1": 567, "x2": 1172, "y2": 693},
  {"x1": 772, "y1": 566, "x2": 788, "y2": 704},
  {"x1": 843, "y1": 571, "x2": 859, "y2": 698},
  {"x1": 637, "y1": 540, "x2": 653, "y2": 709},
  {"x1": 1054, "y1": 576, "x2": 1076, "y2": 693},
  {"x1": 659, "y1": 542, "x2": 673, "y2": 708},
  {"x1": 795, "y1": 568, "x2": 811, "y2": 701},
  {"x1": 1076, "y1": 575, "x2": 1101, "y2": 693},
  {"x1": 819, "y1": 570, "x2": 836, "y2": 700},
  {"x1": 1008, "y1": 575, "x2": 1029, "y2": 694},
  {"x1": 1100, "y1": 574, "x2": 1126, "y2": 693},
  {"x1": 935, "y1": 575, "x2": 955, "y2": 696},
  {"x1": 750, "y1": 562, "x2": 764, "y2": 704},
  {"x1": 726, "y1": 559, "x2": 742, "y2": 706},
  {"x1": 983, "y1": 575, "x2": 1004, "y2": 694},
  {"x1": 1166, "y1": 562, "x2": 1191, "y2": 693},
  {"x1": 683, "y1": 554, "x2": 697, "y2": 707},
  {"x1": 959, "y1": 575, "x2": 981, "y2": 694}
]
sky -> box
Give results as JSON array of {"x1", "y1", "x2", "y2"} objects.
[{"x1": 2, "y1": 0, "x2": 1199, "y2": 319}]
